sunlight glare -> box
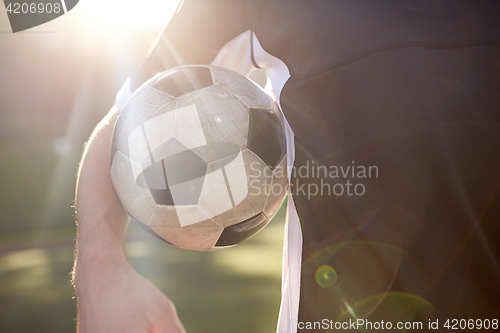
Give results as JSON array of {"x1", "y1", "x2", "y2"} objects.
[{"x1": 79, "y1": 0, "x2": 181, "y2": 32}]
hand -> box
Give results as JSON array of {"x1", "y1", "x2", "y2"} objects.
[
  {"x1": 74, "y1": 107, "x2": 186, "y2": 333},
  {"x1": 75, "y1": 258, "x2": 186, "y2": 333}
]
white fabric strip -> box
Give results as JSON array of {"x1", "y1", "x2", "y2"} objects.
[
  {"x1": 251, "y1": 34, "x2": 303, "y2": 333},
  {"x1": 211, "y1": 31, "x2": 302, "y2": 333}
]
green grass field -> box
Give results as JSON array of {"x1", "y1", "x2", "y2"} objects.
[{"x1": 0, "y1": 204, "x2": 286, "y2": 333}]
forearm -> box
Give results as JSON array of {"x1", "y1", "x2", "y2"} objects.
[{"x1": 73, "y1": 106, "x2": 129, "y2": 285}]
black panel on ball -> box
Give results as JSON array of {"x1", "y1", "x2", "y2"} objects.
[
  {"x1": 152, "y1": 67, "x2": 213, "y2": 97},
  {"x1": 247, "y1": 109, "x2": 286, "y2": 169},
  {"x1": 161, "y1": 147, "x2": 208, "y2": 205},
  {"x1": 140, "y1": 138, "x2": 208, "y2": 206},
  {"x1": 215, "y1": 212, "x2": 268, "y2": 247},
  {"x1": 149, "y1": 189, "x2": 175, "y2": 206}
]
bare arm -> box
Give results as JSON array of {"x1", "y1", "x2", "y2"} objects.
[{"x1": 74, "y1": 107, "x2": 127, "y2": 276}]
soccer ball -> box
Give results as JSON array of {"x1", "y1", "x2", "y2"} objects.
[{"x1": 110, "y1": 65, "x2": 288, "y2": 251}]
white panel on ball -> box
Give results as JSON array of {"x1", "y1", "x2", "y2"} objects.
[
  {"x1": 117, "y1": 87, "x2": 175, "y2": 159},
  {"x1": 148, "y1": 205, "x2": 223, "y2": 251},
  {"x1": 111, "y1": 152, "x2": 156, "y2": 223},
  {"x1": 211, "y1": 66, "x2": 272, "y2": 110},
  {"x1": 203, "y1": 149, "x2": 272, "y2": 227},
  {"x1": 173, "y1": 104, "x2": 207, "y2": 150},
  {"x1": 224, "y1": 151, "x2": 248, "y2": 206},
  {"x1": 143, "y1": 110, "x2": 174, "y2": 155},
  {"x1": 127, "y1": 126, "x2": 151, "y2": 172},
  {"x1": 173, "y1": 202, "x2": 216, "y2": 228},
  {"x1": 196, "y1": 169, "x2": 234, "y2": 223},
  {"x1": 176, "y1": 85, "x2": 249, "y2": 152}
]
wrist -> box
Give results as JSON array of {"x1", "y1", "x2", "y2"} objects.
[{"x1": 73, "y1": 245, "x2": 129, "y2": 291}]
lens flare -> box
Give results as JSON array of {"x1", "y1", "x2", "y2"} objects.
[{"x1": 315, "y1": 264, "x2": 338, "y2": 288}]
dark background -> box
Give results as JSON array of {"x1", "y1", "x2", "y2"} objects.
[{"x1": 0, "y1": 2, "x2": 285, "y2": 332}]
